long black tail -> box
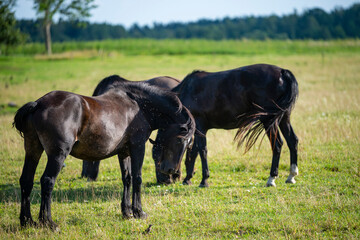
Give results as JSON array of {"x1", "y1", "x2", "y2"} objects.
[
  {"x1": 235, "y1": 68, "x2": 299, "y2": 152},
  {"x1": 13, "y1": 101, "x2": 38, "y2": 137}
]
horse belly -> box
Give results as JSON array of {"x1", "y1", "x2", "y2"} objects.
[
  {"x1": 70, "y1": 139, "x2": 125, "y2": 161},
  {"x1": 70, "y1": 116, "x2": 129, "y2": 161}
]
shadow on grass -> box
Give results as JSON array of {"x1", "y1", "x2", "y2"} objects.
[{"x1": 0, "y1": 178, "x2": 249, "y2": 205}]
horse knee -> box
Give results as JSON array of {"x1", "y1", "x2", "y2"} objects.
[
  {"x1": 133, "y1": 176, "x2": 142, "y2": 186},
  {"x1": 19, "y1": 177, "x2": 33, "y2": 196},
  {"x1": 40, "y1": 175, "x2": 55, "y2": 194},
  {"x1": 123, "y1": 174, "x2": 132, "y2": 185}
]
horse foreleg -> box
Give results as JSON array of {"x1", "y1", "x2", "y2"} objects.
[
  {"x1": 20, "y1": 135, "x2": 43, "y2": 227},
  {"x1": 198, "y1": 136, "x2": 209, "y2": 188},
  {"x1": 119, "y1": 155, "x2": 132, "y2": 218},
  {"x1": 87, "y1": 161, "x2": 100, "y2": 181},
  {"x1": 183, "y1": 138, "x2": 199, "y2": 185},
  {"x1": 39, "y1": 149, "x2": 68, "y2": 231},
  {"x1": 265, "y1": 128, "x2": 283, "y2": 187},
  {"x1": 280, "y1": 116, "x2": 299, "y2": 184},
  {"x1": 130, "y1": 143, "x2": 147, "y2": 219},
  {"x1": 81, "y1": 160, "x2": 100, "y2": 180}
]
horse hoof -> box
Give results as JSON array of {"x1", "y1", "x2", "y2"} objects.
[
  {"x1": 266, "y1": 177, "x2": 276, "y2": 187},
  {"x1": 20, "y1": 218, "x2": 37, "y2": 227},
  {"x1": 285, "y1": 177, "x2": 296, "y2": 184},
  {"x1": 122, "y1": 210, "x2": 133, "y2": 219},
  {"x1": 199, "y1": 181, "x2": 209, "y2": 188},
  {"x1": 133, "y1": 210, "x2": 147, "y2": 219},
  {"x1": 40, "y1": 220, "x2": 60, "y2": 232},
  {"x1": 182, "y1": 179, "x2": 192, "y2": 185}
]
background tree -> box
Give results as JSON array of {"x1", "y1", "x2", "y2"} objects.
[
  {"x1": 34, "y1": 0, "x2": 96, "y2": 55},
  {"x1": 0, "y1": 0, "x2": 26, "y2": 54}
]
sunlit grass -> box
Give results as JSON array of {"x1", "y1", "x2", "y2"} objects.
[{"x1": 0, "y1": 40, "x2": 359, "y2": 239}]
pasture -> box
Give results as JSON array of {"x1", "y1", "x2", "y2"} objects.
[{"x1": 0, "y1": 39, "x2": 359, "y2": 239}]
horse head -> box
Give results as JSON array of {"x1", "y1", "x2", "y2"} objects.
[{"x1": 151, "y1": 108, "x2": 195, "y2": 176}]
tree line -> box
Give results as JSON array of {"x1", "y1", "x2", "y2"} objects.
[{"x1": 14, "y1": 3, "x2": 360, "y2": 42}]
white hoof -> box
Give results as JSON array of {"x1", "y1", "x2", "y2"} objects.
[
  {"x1": 266, "y1": 176, "x2": 276, "y2": 187},
  {"x1": 285, "y1": 176, "x2": 296, "y2": 184}
]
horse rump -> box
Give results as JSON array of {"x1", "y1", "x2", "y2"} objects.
[{"x1": 234, "y1": 68, "x2": 299, "y2": 152}]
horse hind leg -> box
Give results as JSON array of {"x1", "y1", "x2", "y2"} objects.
[
  {"x1": 264, "y1": 125, "x2": 283, "y2": 187},
  {"x1": 20, "y1": 132, "x2": 44, "y2": 227},
  {"x1": 279, "y1": 116, "x2": 299, "y2": 184},
  {"x1": 38, "y1": 146, "x2": 70, "y2": 231},
  {"x1": 118, "y1": 154, "x2": 132, "y2": 218}
]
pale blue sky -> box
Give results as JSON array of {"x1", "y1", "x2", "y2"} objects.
[{"x1": 15, "y1": 0, "x2": 359, "y2": 28}]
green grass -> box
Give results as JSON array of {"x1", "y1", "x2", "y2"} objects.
[
  {"x1": 0, "y1": 39, "x2": 359, "y2": 239},
  {"x1": 3, "y1": 38, "x2": 360, "y2": 56}
]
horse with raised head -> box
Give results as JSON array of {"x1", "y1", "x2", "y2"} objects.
[
  {"x1": 152, "y1": 64, "x2": 299, "y2": 187},
  {"x1": 13, "y1": 81, "x2": 195, "y2": 229},
  {"x1": 81, "y1": 75, "x2": 181, "y2": 183}
]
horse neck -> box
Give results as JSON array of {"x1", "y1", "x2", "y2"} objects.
[
  {"x1": 122, "y1": 82, "x2": 187, "y2": 129},
  {"x1": 137, "y1": 97, "x2": 185, "y2": 130}
]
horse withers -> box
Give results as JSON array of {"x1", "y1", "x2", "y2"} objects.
[
  {"x1": 153, "y1": 64, "x2": 299, "y2": 187},
  {"x1": 81, "y1": 75, "x2": 181, "y2": 184},
  {"x1": 13, "y1": 82, "x2": 195, "y2": 229}
]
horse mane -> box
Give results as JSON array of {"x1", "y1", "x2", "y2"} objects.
[
  {"x1": 92, "y1": 75, "x2": 128, "y2": 96},
  {"x1": 105, "y1": 79, "x2": 184, "y2": 122}
]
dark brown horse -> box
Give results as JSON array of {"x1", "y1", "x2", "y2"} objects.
[
  {"x1": 13, "y1": 82, "x2": 195, "y2": 229},
  {"x1": 81, "y1": 75, "x2": 181, "y2": 183},
  {"x1": 152, "y1": 64, "x2": 299, "y2": 187}
]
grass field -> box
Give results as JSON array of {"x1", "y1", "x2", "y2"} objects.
[{"x1": 0, "y1": 39, "x2": 359, "y2": 239}]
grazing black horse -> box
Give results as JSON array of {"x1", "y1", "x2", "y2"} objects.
[
  {"x1": 153, "y1": 64, "x2": 299, "y2": 187},
  {"x1": 81, "y1": 75, "x2": 181, "y2": 183},
  {"x1": 13, "y1": 82, "x2": 195, "y2": 229}
]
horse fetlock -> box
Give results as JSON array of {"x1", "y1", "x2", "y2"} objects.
[
  {"x1": 20, "y1": 216, "x2": 36, "y2": 227},
  {"x1": 182, "y1": 178, "x2": 192, "y2": 185},
  {"x1": 289, "y1": 164, "x2": 298, "y2": 176},
  {"x1": 266, "y1": 176, "x2": 277, "y2": 187}
]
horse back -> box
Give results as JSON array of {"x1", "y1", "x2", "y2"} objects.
[
  {"x1": 176, "y1": 64, "x2": 292, "y2": 129},
  {"x1": 31, "y1": 90, "x2": 141, "y2": 160}
]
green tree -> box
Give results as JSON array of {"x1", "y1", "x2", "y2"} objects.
[
  {"x1": 0, "y1": 0, "x2": 26, "y2": 54},
  {"x1": 34, "y1": 0, "x2": 96, "y2": 55}
]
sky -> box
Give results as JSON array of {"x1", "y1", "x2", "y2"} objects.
[{"x1": 14, "y1": 0, "x2": 359, "y2": 28}]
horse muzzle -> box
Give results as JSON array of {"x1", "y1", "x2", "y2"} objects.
[{"x1": 158, "y1": 162, "x2": 178, "y2": 175}]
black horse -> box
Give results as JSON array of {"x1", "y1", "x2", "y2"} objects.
[
  {"x1": 81, "y1": 75, "x2": 181, "y2": 183},
  {"x1": 13, "y1": 82, "x2": 195, "y2": 229},
  {"x1": 152, "y1": 64, "x2": 299, "y2": 187}
]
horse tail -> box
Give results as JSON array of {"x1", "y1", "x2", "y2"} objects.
[
  {"x1": 278, "y1": 69, "x2": 299, "y2": 115},
  {"x1": 235, "y1": 68, "x2": 298, "y2": 152},
  {"x1": 13, "y1": 101, "x2": 38, "y2": 137}
]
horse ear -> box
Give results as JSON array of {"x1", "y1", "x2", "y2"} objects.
[{"x1": 149, "y1": 138, "x2": 156, "y2": 144}]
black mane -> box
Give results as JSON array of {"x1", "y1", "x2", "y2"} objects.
[
  {"x1": 103, "y1": 78, "x2": 186, "y2": 127},
  {"x1": 92, "y1": 75, "x2": 128, "y2": 96}
]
